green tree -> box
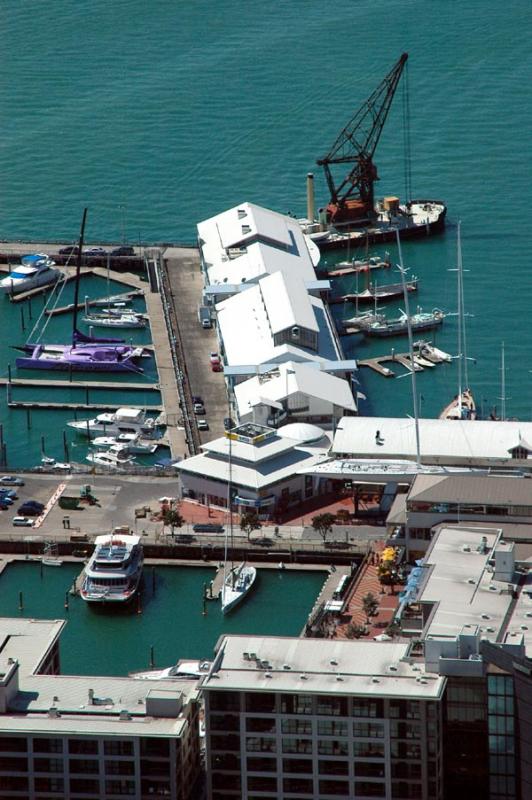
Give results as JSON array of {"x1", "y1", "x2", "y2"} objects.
[
  {"x1": 162, "y1": 508, "x2": 184, "y2": 538},
  {"x1": 240, "y1": 510, "x2": 261, "y2": 542},
  {"x1": 311, "y1": 512, "x2": 336, "y2": 543},
  {"x1": 362, "y1": 591, "x2": 379, "y2": 623},
  {"x1": 346, "y1": 622, "x2": 367, "y2": 639}
]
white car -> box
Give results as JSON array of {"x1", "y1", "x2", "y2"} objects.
[
  {"x1": 193, "y1": 403, "x2": 205, "y2": 415},
  {"x1": 12, "y1": 516, "x2": 34, "y2": 527},
  {"x1": 197, "y1": 420, "x2": 209, "y2": 431},
  {"x1": 0, "y1": 476, "x2": 25, "y2": 486}
]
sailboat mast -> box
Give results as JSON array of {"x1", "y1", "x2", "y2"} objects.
[
  {"x1": 456, "y1": 222, "x2": 464, "y2": 409},
  {"x1": 395, "y1": 230, "x2": 421, "y2": 469},
  {"x1": 71, "y1": 208, "x2": 88, "y2": 345}
]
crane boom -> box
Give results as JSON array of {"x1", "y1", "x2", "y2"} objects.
[{"x1": 317, "y1": 53, "x2": 408, "y2": 227}]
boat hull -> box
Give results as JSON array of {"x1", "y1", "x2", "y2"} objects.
[
  {"x1": 221, "y1": 564, "x2": 257, "y2": 614},
  {"x1": 0, "y1": 270, "x2": 63, "y2": 296},
  {"x1": 317, "y1": 200, "x2": 446, "y2": 252}
]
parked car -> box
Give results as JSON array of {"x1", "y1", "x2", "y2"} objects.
[
  {"x1": 59, "y1": 245, "x2": 80, "y2": 255},
  {"x1": 0, "y1": 489, "x2": 17, "y2": 499},
  {"x1": 197, "y1": 420, "x2": 209, "y2": 431},
  {"x1": 110, "y1": 246, "x2": 135, "y2": 257},
  {"x1": 0, "y1": 476, "x2": 25, "y2": 486},
  {"x1": 85, "y1": 247, "x2": 108, "y2": 256},
  {"x1": 19, "y1": 499, "x2": 44, "y2": 511},
  {"x1": 209, "y1": 352, "x2": 221, "y2": 365},
  {"x1": 17, "y1": 505, "x2": 43, "y2": 517},
  {"x1": 0, "y1": 497, "x2": 14, "y2": 506},
  {"x1": 211, "y1": 363, "x2": 223, "y2": 373},
  {"x1": 12, "y1": 516, "x2": 34, "y2": 527},
  {"x1": 224, "y1": 417, "x2": 235, "y2": 430},
  {"x1": 193, "y1": 523, "x2": 224, "y2": 533},
  {"x1": 191, "y1": 395, "x2": 203, "y2": 405},
  {"x1": 193, "y1": 403, "x2": 205, "y2": 415}
]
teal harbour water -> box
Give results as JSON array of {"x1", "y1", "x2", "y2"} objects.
[
  {"x1": 0, "y1": 562, "x2": 326, "y2": 676},
  {"x1": 1, "y1": 0, "x2": 531, "y2": 452}
]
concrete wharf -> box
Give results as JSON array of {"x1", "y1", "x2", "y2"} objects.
[
  {"x1": 0, "y1": 378, "x2": 159, "y2": 392},
  {"x1": 7, "y1": 400, "x2": 163, "y2": 412}
]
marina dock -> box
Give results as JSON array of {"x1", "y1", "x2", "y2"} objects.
[
  {"x1": 0, "y1": 378, "x2": 159, "y2": 392},
  {"x1": 358, "y1": 346, "x2": 450, "y2": 377},
  {"x1": 7, "y1": 400, "x2": 163, "y2": 412}
]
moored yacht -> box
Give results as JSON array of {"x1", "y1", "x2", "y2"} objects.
[
  {"x1": 68, "y1": 407, "x2": 159, "y2": 438},
  {"x1": 92, "y1": 432, "x2": 158, "y2": 454},
  {"x1": 0, "y1": 254, "x2": 62, "y2": 295},
  {"x1": 221, "y1": 562, "x2": 257, "y2": 614},
  {"x1": 80, "y1": 532, "x2": 144, "y2": 604}
]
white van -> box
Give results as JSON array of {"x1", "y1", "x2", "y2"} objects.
[{"x1": 12, "y1": 516, "x2": 33, "y2": 527}]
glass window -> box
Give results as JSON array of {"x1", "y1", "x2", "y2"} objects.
[
  {"x1": 69, "y1": 758, "x2": 99, "y2": 774},
  {"x1": 70, "y1": 778, "x2": 99, "y2": 793},
  {"x1": 246, "y1": 736, "x2": 276, "y2": 753},
  {"x1": 354, "y1": 741, "x2": 384, "y2": 758},
  {"x1": 283, "y1": 777, "x2": 313, "y2": 793},
  {"x1": 247, "y1": 756, "x2": 276, "y2": 772},
  {"x1": 282, "y1": 718, "x2": 312, "y2": 735},
  {"x1": 0, "y1": 756, "x2": 28, "y2": 771},
  {"x1": 103, "y1": 740, "x2": 133, "y2": 756},
  {"x1": 34, "y1": 777, "x2": 63, "y2": 792},
  {"x1": 353, "y1": 722, "x2": 384, "y2": 739},
  {"x1": 248, "y1": 775, "x2": 277, "y2": 792},
  {"x1": 318, "y1": 720, "x2": 348, "y2": 736},
  {"x1": 319, "y1": 759, "x2": 349, "y2": 775},
  {"x1": 140, "y1": 738, "x2": 169, "y2": 757},
  {"x1": 281, "y1": 694, "x2": 313, "y2": 715},
  {"x1": 357, "y1": 761, "x2": 386, "y2": 778},
  {"x1": 105, "y1": 778, "x2": 136, "y2": 795},
  {"x1": 105, "y1": 759, "x2": 135, "y2": 775},
  {"x1": 318, "y1": 740, "x2": 348, "y2": 756},
  {"x1": 316, "y1": 695, "x2": 348, "y2": 716},
  {"x1": 209, "y1": 691, "x2": 241, "y2": 712},
  {"x1": 0, "y1": 737, "x2": 27, "y2": 752},
  {"x1": 352, "y1": 699, "x2": 383, "y2": 718},
  {"x1": 211, "y1": 713, "x2": 240, "y2": 732},
  {"x1": 319, "y1": 778, "x2": 350, "y2": 796},
  {"x1": 355, "y1": 781, "x2": 386, "y2": 797},
  {"x1": 245, "y1": 693, "x2": 276, "y2": 713},
  {"x1": 247, "y1": 717, "x2": 276, "y2": 733},
  {"x1": 283, "y1": 758, "x2": 313, "y2": 774},
  {"x1": 282, "y1": 738, "x2": 312, "y2": 754}
]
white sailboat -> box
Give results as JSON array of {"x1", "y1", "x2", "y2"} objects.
[
  {"x1": 439, "y1": 222, "x2": 477, "y2": 420},
  {"x1": 220, "y1": 429, "x2": 256, "y2": 614}
]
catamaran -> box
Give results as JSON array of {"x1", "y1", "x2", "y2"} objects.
[
  {"x1": 80, "y1": 532, "x2": 144, "y2": 604},
  {"x1": 0, "y1": 254, "x2": 63, "y2": 295},
  {"x1": 14, "y1": 209, "x2": 146, "y2": 373}
]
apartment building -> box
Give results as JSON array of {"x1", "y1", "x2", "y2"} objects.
[{"x1": 0, "y1": 618, "x2": 201, "y2": 800}]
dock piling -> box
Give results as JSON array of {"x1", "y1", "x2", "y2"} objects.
[
  {"x1": 149, "y1": 645, "x2": 155, "y2": 669},
  {"x1": 19, "y1": 306, "x2": 25, "y2": 331},
  {"x1": 18, "y1": 591, "x2": 23, "y2": 612}
]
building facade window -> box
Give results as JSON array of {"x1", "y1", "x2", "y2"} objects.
[{"x1": 487, "y1": 674, "x2": 517, "y2": 800}]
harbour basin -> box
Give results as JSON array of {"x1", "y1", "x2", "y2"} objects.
[{"x1": 0, "y1": 561, "x2": 327, "y2": 677}]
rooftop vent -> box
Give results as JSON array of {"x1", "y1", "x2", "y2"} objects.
[
  {"x1": 119, "y1": 710, "x2": 131, "y2": 721},
  {"x1": 211, "y1": 674, "x2": 220, "y2": 680},
  {"x1": 389, "y1": 664, "x2": 399, "y2": 672},
  {"x1": 489, "y1": 586, "x2": 498, "y2": 592},
  {"x1": 520, "y1": 625, "x2": 528, "y2": 631},
  {"x1": 481, "y1": 614, "x2": 490, "y2": 620},
  {"x1": 336, "y1": 675, "x2": 344, "y2": 682},
  {"x1": 300, "y1": 674, "x2": 308, "y2": 681},
  {"x1": 249, "y1": 652, "x2": 257, "y2": 660},
  {"x1": 526, "y1": 612, "x2": 532, "y2": 618},
  {"x1": 243, "y1": 652, "x2": 250, "y2": 660},
  {"x1": 371, "y1": 677, "x2": 380, "y2": 684},
  {"x1": 48, "y1": 708, "x2": 60, "y2": 718},
  {"x1": 283, "y1": 664, "x2": 292, "y2": 671},
  {"x1": 467, "y1": 579, "x2": 476, "y2": 585},
  {"x1": 330, "y1": 659, "x2": 338, "y2": 666},
  {"x1": 462, "y1": 545, "x2": 471, "y2": 552},
  {"x1": 486, "y1": 627, "x2": 495, "y2": 633},
  {"x1": 265, "y1": 672, "x2": 272, "y2": 679},
  {"x1": 416, "y1": 676, "x2": 428, "y2": 685}
]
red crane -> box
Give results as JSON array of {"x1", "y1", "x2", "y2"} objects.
[{"x1": 317, "y1": 53, "x2": 408, "y2": 228}]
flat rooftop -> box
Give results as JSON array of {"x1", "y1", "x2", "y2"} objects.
[
  {"x1": 202, "y1": 635, "x2": 445, "y2": 699},
  {"x1": 417, "y1": 526, "x2": 513, "y2": 642}
]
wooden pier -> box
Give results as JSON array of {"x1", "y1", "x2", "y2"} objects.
[
  {"x1": 358, "y1": 347, "x2": 449, "y2": 378},
  {"x1": 317, "y1": 259, "x2": 391, "y2": 279},
  {"x1": 45, "y1": 290, "x2": 144, "y2": 316}
]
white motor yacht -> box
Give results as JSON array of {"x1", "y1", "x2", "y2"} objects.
[
  {"x1": 68, "y1": 407, "x2": 159, "y2": 438},
  {"x1": 92, "y1": 432, "x2": 158, "y2": 454},
  {"x1": 80, "y1": 533, "x2": 144, "y2": 604},
  {"x1": 0, "y1": 254, "x2": 63, "y2": 295}
]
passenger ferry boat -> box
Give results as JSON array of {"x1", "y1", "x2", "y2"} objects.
[{"x1": 80, "y1": 532, "x2": 144, "y2": 604}]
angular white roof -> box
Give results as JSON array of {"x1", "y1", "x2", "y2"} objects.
[
  {"x1": 216, "y1": 279, "x2": 326, "y2": 367},
  {"x1": 235, "y1": 361, "x2": 356, "y2": 415},
  {"x1": 198, "y1": 202, "x2": 316, "y2": 286},
  {"x1": 259, "y1": 270, "x2": 318, "y2": 333},
  {"x1": 332, "y1": 417, "x2": 532, "y2": 463}
]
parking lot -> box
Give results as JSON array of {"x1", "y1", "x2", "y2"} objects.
[
  {"x1": 0, "y1": 474, "x2": 181, "y2": 542},
  {"x1": 164, "y1": 249, "x2": 229, "y2": 443}
]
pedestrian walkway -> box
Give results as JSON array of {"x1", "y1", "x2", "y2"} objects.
[{"x1": 335, "y1": 541, "x2": 399, "y2": 639}]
